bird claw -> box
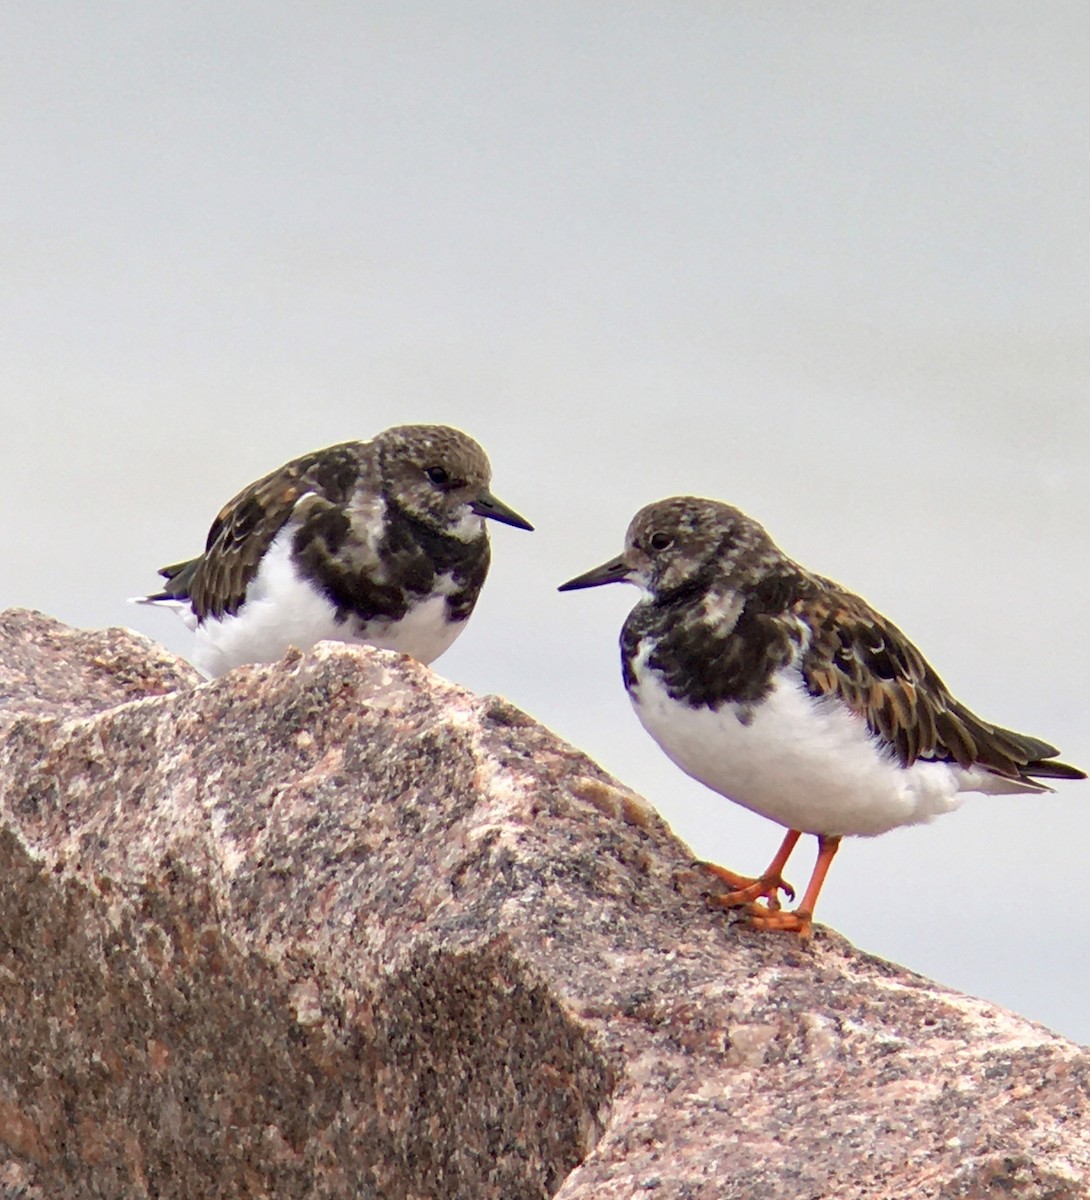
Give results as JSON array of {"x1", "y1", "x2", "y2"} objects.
[{"x1": 696, "y1": 859, "x2": 796, "y2": 908}]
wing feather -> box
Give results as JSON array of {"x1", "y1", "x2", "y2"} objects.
[
  {"x1": 797, "y1": 586, "x2": 1082, "y2": 783},
  {"x1": 151, "y1": 442, "x2": 366, "y2": 620}
]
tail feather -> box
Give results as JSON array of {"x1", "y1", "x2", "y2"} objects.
[
  {"x1": 128, "y1": 556, "x2": 201, "y2": 608},
  {"x1": 974, "y1": 718, "x2": 1087, "y2": 784},
  {"x1": 1023, "y1": 756, "x2": 1087, "y2": 783},
  {"x1": 131, "y1": 592, "x2": 189, "y2": 606},
  {"x1": 148, "y1": 556, "x2": 201, "y2": 601},
  {"x1": 158, "y1": 557, "x2": 198, "y2": 584}
]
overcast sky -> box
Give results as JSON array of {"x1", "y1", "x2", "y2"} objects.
[{"x1": 4, "y1": 3, "x2": 1089, "y2": 1042}]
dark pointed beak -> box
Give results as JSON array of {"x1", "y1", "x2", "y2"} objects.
[
  {"x1": 558, "y1": 554, "x2": 633, "y2": 591},
  {"x1": 471, "y1": 489, "x2": 534, "y2": 531}
]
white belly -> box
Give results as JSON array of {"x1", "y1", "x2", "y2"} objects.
[
  {"x1": 628, "y1": 655, "x2": 1015, "y2": 838},
  {"x1": 155, "y1": 529, "x2": 465, "y2": 677}
]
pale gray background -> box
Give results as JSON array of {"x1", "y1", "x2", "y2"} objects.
[{"x1": 5, "y1": 4, "x2": 1089, "y2": 1040}]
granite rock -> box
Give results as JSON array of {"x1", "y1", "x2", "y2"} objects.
[{"x1": 1, "y1": 607, "x2": 1088, "y2": 1199}]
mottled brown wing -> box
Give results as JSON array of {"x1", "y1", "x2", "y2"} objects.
[
  {"x1": 797, "y1": 586, "x2": 1066, "y2": 780},
  {"x1": 155, "y1": 442, "x2": 366, "y2": 620}
]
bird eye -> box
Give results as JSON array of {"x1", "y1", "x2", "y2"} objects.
[
  {"x1": 425, "y1": 466, "x2": 450, "y2": 486},
  {"x1": 649, "y1": 532, "x2": 672, "y2": 551}
]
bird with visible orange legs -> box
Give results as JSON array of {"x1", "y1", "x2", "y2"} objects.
[{"x1": 560, "y1": 496, "x2": 1084, "y2": 938}]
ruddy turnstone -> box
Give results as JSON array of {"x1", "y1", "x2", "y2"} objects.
[
  {"x1": 559, "y1": 496, "x2": 1084, "y2": 937},
  {"x1": 135, "y1": 424, "x2": 532, "y2": 677}
]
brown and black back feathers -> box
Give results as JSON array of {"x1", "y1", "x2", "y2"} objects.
[{"x1": 797, "y1": 586, "x2": 1084, "y2": 786}]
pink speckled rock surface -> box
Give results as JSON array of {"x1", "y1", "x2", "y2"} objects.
[{"x1": 1, "y1": 608, "x2": 1089, "y2": 1199}]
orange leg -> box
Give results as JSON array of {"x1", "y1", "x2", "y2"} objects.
[
  {"x1": 747, "y1": 835, "x2": 841, "y2": 938},
  {"x1": 703, "y1": 829, "x2": 802, "y2": 910}
]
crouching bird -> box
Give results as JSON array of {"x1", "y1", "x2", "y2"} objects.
[{"x1": 136, "y1": 424, "x2": 532, "y2": 677}]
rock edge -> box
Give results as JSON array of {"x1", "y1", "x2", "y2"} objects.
[{"x1": 0, "y1": 608, "x2": 1088, "y2": 1199}]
